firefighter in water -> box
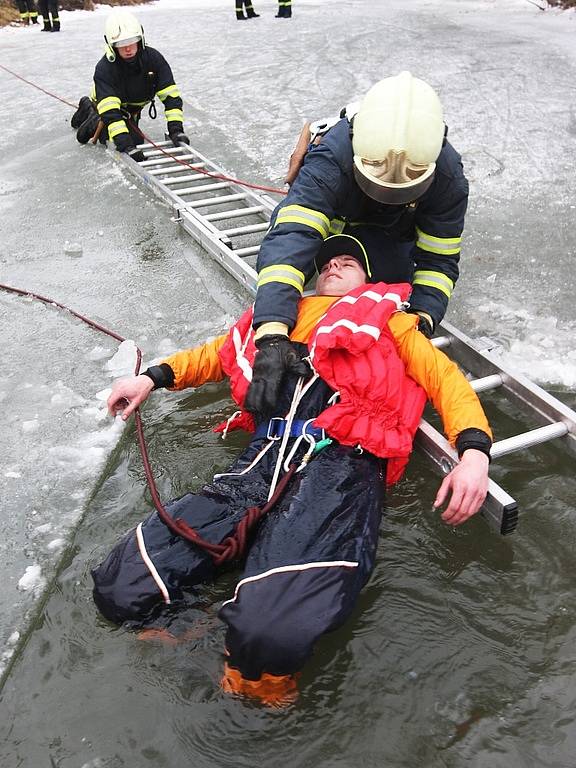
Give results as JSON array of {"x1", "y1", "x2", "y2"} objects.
[
  {"x1": 93, "y1": 234, "x2": 491, "y2": 706},
  {"x1": 71, "y1": 10, "x2": 189, "y2": 162},
  {"x1": 244, "y1": 71, "x2": 470, "y2": 424}
]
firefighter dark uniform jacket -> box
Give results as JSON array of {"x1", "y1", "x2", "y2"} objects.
[
  {"x1": 92, "y1": 45, "x2": 184, "y2": 153},
  {"x1": 162, "y1": 288, "x2": 491, "y2": 454},
  {"x1": 253, "y1": 117, "x2": 469, "y2": 332}
]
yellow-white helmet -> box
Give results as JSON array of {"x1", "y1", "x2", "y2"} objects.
[
  {"x1": 104, "y1": 10, "x2": 145, "y2": 62},
  {"x1": 352, "y1": 72, "x2": 445, "y2": 205}
]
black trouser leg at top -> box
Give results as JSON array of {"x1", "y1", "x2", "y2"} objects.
[
  {"x1": 276, "y1": 0, "x2": 291, "y2": 17},
  {"x1": 244, "y1": 0, "x2": 259, "y2": 18}
]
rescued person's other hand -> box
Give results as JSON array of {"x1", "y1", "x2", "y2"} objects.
[
  {"x1": 244, "y1": 335, "x2": 308, "y2": 419},
  {"x1": 107, "y1": 375, "x2": 154, "y2": 420},
  {"x1": 433, "y1": 449, "x2": 489, "y2": 526}
]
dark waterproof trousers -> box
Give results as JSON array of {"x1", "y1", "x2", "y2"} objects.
[
  {"x1": 276, "y1": 0, "x2": 291, "y2": 17},
  {"x1": 16, "y1": 0, "x2": 37, "y2": 18},
  {"x1": 37, "y1": 0, "x2": 58, "y2": 21},
  {"x1": 92, "y1": 375, "x2": 386, "y2": 680},
  {"x1": 236, "y1": 0, "x2": 257, "y2": 17}
]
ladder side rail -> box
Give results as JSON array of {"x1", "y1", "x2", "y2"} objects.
[
  {"x1": 114, "y1": 152, "x2": 190, "y2": 211},
  {"x1": 439, "y1": 320, "x2": 576, "y2": 455},
  {"x1": 178, "y1": 210, "x2": 258, "y2": 292},
  {"x1": 415, "y1": 419, "x2": 518, "y2": 535}
]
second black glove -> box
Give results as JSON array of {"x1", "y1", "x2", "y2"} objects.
[
  {"x1": 127, "y1": 146, "x2": 146, "y2": 163},
  {"x1": 244, "y1": 335, "x2": 309, "y2": 419},
  {"x1": 170, "y1": 132, "x2": 190, "y2": 147}
]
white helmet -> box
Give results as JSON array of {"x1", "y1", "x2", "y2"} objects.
[
  {"x1": 352, "y1": 72, "x2": 445, "y2": 205},
  {"x1": 104, "y1": 10, "x2": 145, "y2": 62}
]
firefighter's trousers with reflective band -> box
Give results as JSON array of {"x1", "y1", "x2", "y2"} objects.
[
  {"x1": 38, "y1": 0, "x2": 58, "y2": 19},
  {"x1": 91, "y1": 437, "x2": 386, "y2": 680}
]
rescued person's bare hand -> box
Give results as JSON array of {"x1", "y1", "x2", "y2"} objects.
[
  {"x1": 433, "y1": 449, "x2": 489, "y2": 526},
  {"x1": 107, "y1": 375, "x2": 154, "y2": 420}
]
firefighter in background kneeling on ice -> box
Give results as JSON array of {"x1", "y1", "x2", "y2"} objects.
[
  {"x1": 92, "y1": 233, "x2": 492, "y2": 706},
  {"x1": 71, "y1": 9, "x2": 189, "y2": 162}
]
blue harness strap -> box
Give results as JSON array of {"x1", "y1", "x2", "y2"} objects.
[{"x1": 254, "y1": 417, "x2": 325, "y2": 441}]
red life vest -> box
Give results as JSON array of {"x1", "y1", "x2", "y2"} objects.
[
  {"x1": 216, "y1": 306, "x2": 257, "y2": 434},
  {"x1": 310, "y1": 283, "x2": 427, "y2": 484},
  {"x1": 217, "y1": 284, "x2": 427, "y2": 485}
]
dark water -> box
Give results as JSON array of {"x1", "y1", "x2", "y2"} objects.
[{"x1": 1, "y1": 385, "x2": 575, "y2": 767}]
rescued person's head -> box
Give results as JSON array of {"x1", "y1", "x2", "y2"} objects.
[{"x1": 315, "y1": 234, "x2": 370, "y2": 296}]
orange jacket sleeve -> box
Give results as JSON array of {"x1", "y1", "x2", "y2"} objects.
[
  {"x1": 160, "y1": 334, "x2": 228, "y2": 390},
  {"x1": 389, "y1": 313, "x2": 492, "y2": 446}
]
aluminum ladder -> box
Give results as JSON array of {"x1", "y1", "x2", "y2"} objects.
[{"x1": 117, "y1": 139, "x2": 576, "y2": 535}]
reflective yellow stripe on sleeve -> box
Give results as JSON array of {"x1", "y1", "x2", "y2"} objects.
[
  {"x1": 329, "y1": 218, "x2": 346, "y2": 235},
  {"x1": 97, "y1": 96, "x2": 122, "y2": 115},
  {"x1": 416, "y1": 227, "x2": 461, "y2": 255},
  {"x1": 275, "y1": 205, "x2": 330, "y2": 237},
  {"x1": 413, "y1": 270, "x2": 454, "y2": 299},
  {"x1": 165, "y1": 108, "x2": 184, "y2": 122},
  {"x1": 108, "y1": 120, "x2": 129, "y2": 139},
  {"x1": 156, "y1": 84, "x2": 181, "y2": 101},
  {"x1": 257, "y1": 264, "x2": 306, "y2": 294}
]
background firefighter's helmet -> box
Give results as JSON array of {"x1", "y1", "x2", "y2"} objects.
[
  {"x1": 352, "y1": 71, "x2": 445, "y2": 206},
  {"x1": 104, "y1": 10, "x2": 145, "y2": 62}
]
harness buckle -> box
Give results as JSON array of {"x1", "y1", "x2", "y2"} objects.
[{"x1": 266, "y1": 417, "x2": 286, "y2": 441}]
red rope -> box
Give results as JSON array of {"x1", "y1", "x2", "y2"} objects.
[
  {"x1": 0, "y1": 63, "x2": 78, "y2": 109},
  {"x1": 0, "y1": 282, "x2": 291, "y2": 563},
  {"x1": 0, "y1": 62, "x2": 286, "y2": 196}
]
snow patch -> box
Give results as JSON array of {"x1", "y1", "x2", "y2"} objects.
[{"x1": 18, "y1": 565, "x2": 45, "y2": 594}]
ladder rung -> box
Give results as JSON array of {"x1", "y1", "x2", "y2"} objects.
[
  {"x1": 491, "y1": 422, "x2": 569, "y2": 459},
  {"x1": 184, "y1": 194, "x2": 247, "y2": 209},
  {"x1": 469, "y1": 374, "x2": 503, "y2": 393},
  {"x1": 159, "y1": 173, "x2": 207, "y2": 187},
  {"x1": 233, "y1": 245, "x2": 261, "y2": 257},
  {"x1": 143, "y1": 147, "x2": 189, "y2": 158},
  {"x1": 148, "y1": 162, "x2": 205, "y2": 176},
  {"x1": 220, "y1": 222, "x2": 269, "y2": 236},
  {"x1": 205, "y1": 206, "x2": 265, "y2": 222},
  {"x1": 139, "y1": 153, "x2": 198, "y2": 168},
  {"x1": 163, "y1": 173, "x2": 211, "y2": 185},
  {"x1": 136, "y1": 139, "x2": 173, "y2": 150},
  {"x1": 178, "y1": 182, "x2": 231, "y2": 195}
]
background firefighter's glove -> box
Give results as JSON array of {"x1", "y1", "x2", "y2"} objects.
[
  {"x1": 126, "y1": 146, "x2": 146, "y2": 163},
  {"x1": 408, "y1": 309, "x2": 434, "y2": 338},
  {"x1": 244, "y1": 332, "x2": 309, "y2": 419},
  {"x1": 170, "y1": 131, "x2": 190, "y2": 147}
]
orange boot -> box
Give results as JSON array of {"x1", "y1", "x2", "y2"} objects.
[{"x1": 221, "y1": 662, "x2": 299, "y2": 707}]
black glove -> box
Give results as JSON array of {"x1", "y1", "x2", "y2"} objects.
[
  {"x1": 244, "y1": 335, "x2": 309, "y2": 419},
  {"x1": 170, "y1": 132, "x2": 190, "y2": 147},
  {"x1": 408, "y1": 309, "x2": 434, "y2": 338},
  {"x1": 126, "y1": 146, "x2": 146, "y2": 163}
]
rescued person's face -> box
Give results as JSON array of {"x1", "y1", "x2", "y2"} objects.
[{"x1": 316, "y1": 255, "x2": 367, "y2": 296}]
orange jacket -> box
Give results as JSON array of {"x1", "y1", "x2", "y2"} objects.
[{"x1": 161, "y1": 295, "x2": 491, "y2": 447}]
